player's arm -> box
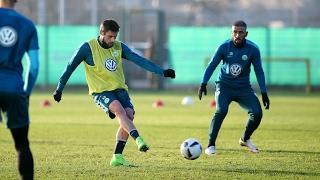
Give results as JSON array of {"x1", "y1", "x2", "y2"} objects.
[
  {"x1": 198, "y1": 45, "x2": 223, "y2": 100},
  {"x1": 24, "y1": 49, "x2": 39, "y2": 96},
  {"x1": 53, "y1": 43, "x2": 89, "y2": 102},
  {"x1": 252, "y1": 47, "x2": 270, "y2": 109},
  {"x1": 24, "y1": 27, "x2": 39, "y2": 97},
  {"x1": 121, "y1": 42, "x2": 175, "y2": 78}
]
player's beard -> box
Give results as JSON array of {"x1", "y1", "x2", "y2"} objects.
[
  {"x1": 233, "y1": 38, "x2": 244, "y2": 47},
  {"x1": 102, "y1": 40, "x2": 113, "y2": 48},
  {"x1": 106, "y1": 42, "x2": 114, "y2": 48}
]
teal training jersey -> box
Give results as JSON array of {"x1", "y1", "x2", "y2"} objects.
[
  {"x1": 202, "y1": 39, "x2": 267, "y2": 93},
  {"x1": 0, "y1": 7, "x2": 39, "y2": 93}
]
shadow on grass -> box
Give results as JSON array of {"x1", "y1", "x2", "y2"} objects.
[
  {"x1": 216, "y1": 127, "x2": 320, "y2": 133},
  {"x1": 166, "y1": 164, "x2": 320, "y2": 177},
  {"x1": 219, "y1": 147, "x2": 320, "y2": 155},
  {"x1": 208, "y1": 167, "x2": 320, "y2": 177},
  {"x1": 0, "y1": 140, "x2": 108, "y2": 148},
  {"x1": 159, "y1": 165, "x2": 320, "y2": 179},
  {"x1": 2, "y1": 140, "x2": 319, "y2": 156},
  {"x1": 261, "y1": 127, "x2": 320, "y2": 133}
]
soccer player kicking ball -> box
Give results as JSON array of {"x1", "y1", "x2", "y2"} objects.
[
  {"x1": 53, "y1": 19, "x2": 175, "y2": 166},
  {"x1": 198, "y1": 20, "x2": 270, "y2": 155}
]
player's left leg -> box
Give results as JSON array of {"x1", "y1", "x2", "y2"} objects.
[
  {"x1": 237, "y1": 88, "x2": 262, "y2": 153},
  {"x1": 205, "y1": 83, "x2": 233, "y2": 155},
  {"x1": 10, "y1": 125, "x2": 34, "y2": 179},
  {"x1": 4, "y1": 92, "x2": 34, "y2": 177}
]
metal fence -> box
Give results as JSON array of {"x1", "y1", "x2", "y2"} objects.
[{"x1": 33, "y1": 26, "x2": 320, "y2": 90}]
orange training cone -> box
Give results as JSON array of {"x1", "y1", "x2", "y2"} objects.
[
  {"x1": 42, "y1": 99, "x2": 51, "y2": 107},
  {"x1": 152, "y1": 99, "x2": 164, "y2": 108},
  {"x1": 210, "y1": 99, "x2": 216, "y2": 108}
]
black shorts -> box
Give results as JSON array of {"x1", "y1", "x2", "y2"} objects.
[
  {"x1": 0, "y1": 91, "x2": 29, "y2": 129},
  {"x1": 93, "y1": 89, "x2": 134, "y2": 115}
]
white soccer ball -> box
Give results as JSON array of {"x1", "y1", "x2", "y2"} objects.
[
  {"x1": 181, "y1": 96, "x2": 194, "y2": 105},
  {"x1": 180, "y1": 138, "x2": 202, "y2": 160}
]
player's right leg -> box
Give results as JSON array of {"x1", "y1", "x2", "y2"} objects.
[{"x1": 206, "y1": 83, "x2": 232, "y2": 155}]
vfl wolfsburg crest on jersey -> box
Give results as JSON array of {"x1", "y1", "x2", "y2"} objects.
[
  {"x1": 105, "y1": 59, "x2": 117, "y2": 71},
  {"x1": 230, "y1": 63, "x2": 242, "y2": 77},
  {"x1": 242, "y1": 55, "x2": 248, "y2": 61},
  {"x1": 0, "y1": 26, "x2": 17, "y2": 47},
  {"x1": 112, "y1": 51, "x2": 119, "y2": 58}
]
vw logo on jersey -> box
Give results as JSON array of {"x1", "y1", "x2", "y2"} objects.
[
  {"x1": 105, "y1": 59, "x2": 117, "y2": 71},
  {"x1": 242, "y1": 55, "x2": 248, "y2": 61},
  {"x1": 0, "y1": 26, "x2": 17, "y2": 47},
  {"x1": 230, "y1": 63, "x2": 242, "y2": 77}
]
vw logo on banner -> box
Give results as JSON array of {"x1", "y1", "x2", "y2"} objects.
[
  {"x1": 0, "y1": 26, "x2": 17, "y2": 47},
  {"x1": 105, "y1": 59, "x2": 117, "y2": 71},
  {"x1": 230, "y1": 63, "x2": 242, "y2": 77}
]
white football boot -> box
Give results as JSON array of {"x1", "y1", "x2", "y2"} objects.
[
  {"x1": 205, "y1": 146, "x2": 216, "y2": 155},
  {"x1": 239, "y1": 138, "x2": 259, "y2": 153}
]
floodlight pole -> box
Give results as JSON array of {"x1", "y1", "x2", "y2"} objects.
[
  {"x1": 90, "y1": 0, "x2": 97, "y2": 25},
  {"x1": 38, "y1": 0, "x2": 50, "y2": 88},
  {"x1": 59, "y1": 0, "x2": 65, "y2": 25}
]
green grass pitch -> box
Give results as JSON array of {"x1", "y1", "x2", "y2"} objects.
[{"x1": 0, "y1": 90, "x2": 320, "y2": 179}]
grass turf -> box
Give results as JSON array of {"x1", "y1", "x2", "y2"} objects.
[{"x1": 0, "y1": 91, "x2": 319, "y2": 179}]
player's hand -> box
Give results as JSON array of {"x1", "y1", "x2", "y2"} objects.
[
  {"x1": 53, "y1": 90, "x2": 62, "y2": 102},
  {"x1": 163, "y1": 69, "x2": 175, "y2": 79},
  {"x1": 261, "y1": 92, "x2": 270, "y2": 110},
  {"x1": 198, "y1": 83, "x2": 207, "y2": 100}
]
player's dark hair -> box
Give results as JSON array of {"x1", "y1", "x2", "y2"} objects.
[
  {"x1": 233, "y1": 20, "x2": 247, "y2": 28},
  {"x1": 101, "y1": 19, "x2": 120, "y2": 32}
]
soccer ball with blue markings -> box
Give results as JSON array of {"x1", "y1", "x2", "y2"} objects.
[{"x1": 180, "y1": 138, "x2": 202, "y2": 160}]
